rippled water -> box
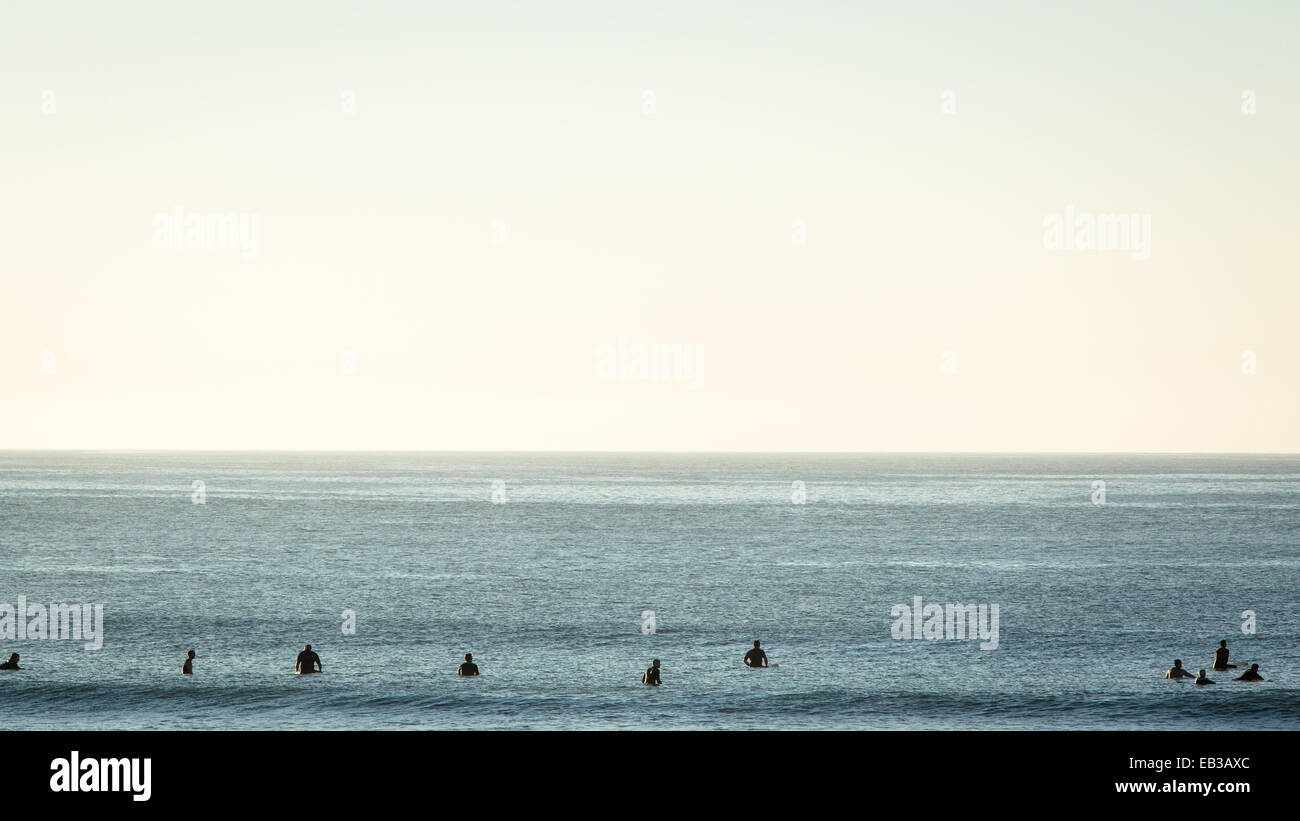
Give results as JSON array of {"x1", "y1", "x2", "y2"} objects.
[{"x1": 2, "y1": 452, "x2": 1298, "y2": 729}]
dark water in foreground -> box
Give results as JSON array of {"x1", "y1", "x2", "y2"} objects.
[{"x1": 2, "y1": 452, "x2": 1297, "y2": 729}]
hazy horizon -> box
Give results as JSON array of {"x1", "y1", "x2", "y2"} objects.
[
  {"x1": 3, "y1": 448, "x2": 1298, "y2": 456},
  {"x1": 4, "y1": 1, "x2": 1297, "y2": 452}
]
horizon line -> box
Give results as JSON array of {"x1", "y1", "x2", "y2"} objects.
[{"x1": 1, "y1": 448, "x2": 1298, "y2": 456}]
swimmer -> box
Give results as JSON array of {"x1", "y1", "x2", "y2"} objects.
[
  {"x1": 1164, "y1": 659, "x2": 1195, "y2": 679},
  {"x1": 0, "y1": 653, "x2": 20, "y2": 670},
  {"x1": 182, "y1": 649, "x2": 195, "y2": 675},
  {"x1": 295, "y1": 643, "x2": 322, "y2": 674},
  {"x1": 1234, "y1": 663, "x2": 1266, "y2": 682},
  {"x1": 457, "y1": 653, "x2": 479, "y2": 676},
  {"x1": 642, "y1": 658, "x2": 661, "y2": 686},
  {"x1": 1211, "y1": 640, "x2": 1235, "y2": 671},
  {"x1": 743, "y1": 639, "x2": 769, "y2": 669},
  {"x1": 1195, "y1": 669, "x2": 1215, "y2": 685}
]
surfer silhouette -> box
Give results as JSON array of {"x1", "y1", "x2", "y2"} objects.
[
  {"x1": 743, "y1": 640, "x2": 769, "y2": 668},
  {"x1": 642, "y1": 658, "x2": 661, "y2": 686},
  {"x1": 182, "y1": 649, "x2": 195, "y2": 675},
  {"x1": 1164, "y1": 659, "x2": 1194, "y2": 679},
  {"x1": 1212, "y1": 640, "x2": 1232, "y2": 671},
  {"x1": 458, "y1": 653, "x2": 479, "y2": 676},
  {"x1": 0, "y1": 653, "x2": 20, "y2": 670},
  {"x1": 295, "y1": 644, "x2": 322, "y2": 674}
]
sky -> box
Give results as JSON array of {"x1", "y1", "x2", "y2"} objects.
[{"x1": 1, "y1": 1, "x2": 1297, "y2": 451}]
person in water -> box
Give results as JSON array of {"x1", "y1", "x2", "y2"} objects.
[
  {"x1": 1235, "y1": 663, "x2": 1265, "y2": 682},
  {"x1": 642, "y1": 658, "x2": 661, "y2": 686},
  {"x1": 182, "y1": 649, "x2": 195, "y2": 675},
  {"x1": 0, "y1": 653, "x2": 20, "y2": 670},
  {"x1": 743, "y1": 640, "x2": 769, "y2": 668},
  {"x1": 1165, "y1": 659, "x2": 1195, "y2": 679},
  {"x1": 1212, "y1": 640, "x2": 1234, "y2": 671},
  {"x1": 1195, "y1": 669, "x2": 1215, "y2": 685},
  {"x1": 295, "y1": 644, "x2": 322, "y2": 674},
  {"x1": 457, "y1": 653, "x2": 479, "y2": 676}
]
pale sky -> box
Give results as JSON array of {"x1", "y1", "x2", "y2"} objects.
[{"x1": 2, "y1": 1, "x2": 1297, "y2": 451}]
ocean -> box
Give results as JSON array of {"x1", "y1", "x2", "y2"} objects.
[{"x1": 2, "y1": 452, "x2": 1297, "y2": 730}]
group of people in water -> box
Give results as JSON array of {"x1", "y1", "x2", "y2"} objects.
[
  {"x1": 642, "y1": 640, "x2": 771, "y2": 685},
  {"x1": 162, "y1": 640, "x2": 771, "y2": 684},
  {"x1": 1164, "y1": 640, "x2": 1270, "y2": 685},
  {"x1": 29, "y1": 640, "x2": 761, "y2": 682},
  {"x1": 2, "y1": 638, "x2": 1278, "y2": 687},
  {"x1": 174, "y1": 644, "x2": 325, "y2": 675}
]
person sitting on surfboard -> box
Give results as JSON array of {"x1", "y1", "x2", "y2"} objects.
[
  {"x1": 457, "y1": 653, "x2": 479, "y2": 676},
  {"x1": 1235, "y1": 663, "x2": 1265, "y2": 682},
  {"x1": 743, "y1": 640, "x2": 769, "y2": 668},
  {"x1": 182, "y1": 649, "x2": 195, "y2": 675},
  {"x1": 0, "y1": 652, "x2": 20, "y2": 670},
  {"x1": 1212, "y1": 640, "x2": 1235, "y2": 671},
  {"x1": 1165, "y1": 659, "x2": 1195, "y2": 679},
  {"x1": 1195, "y1": 669, "x2": 1215, "y2": 685},
  {"x1": 295, "y1": 644, "x2": 322, "y2": 674},
  {"x1": 642, "y1": 659, "x2": 661, "y2": 686}
]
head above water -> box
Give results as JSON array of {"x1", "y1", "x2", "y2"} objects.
[
  {"x1": 1173, "y1": 659, "x2": 1182, "y2": 667},
  {"x1": 753, "y1": 640, "x2": 761, "y2": 648},
  {"x1": 464, "y1": 653, "x2": 472, "y2": 662},
  {"x1": 6, "y1": 653, "x2": 17, "y2": 663},
  {"x1": 1198, "y1": 669, "x2": 1208, "y2": 677},
  {"x1": 304, "y1": 644, "x2": 312, "y2": 651},
  {"x1": 187, "y1": 650, "x2": 195, "y2": 659},
  {"x1": 1220, "y1": 640, "x2": 1227, "y2": 648},
  {"x1": 1250, "y1": 663, "x2": 1259, "y2": 671},
  {"x1": 651, "y1": 659, "x2": 660, "y2": 667}
]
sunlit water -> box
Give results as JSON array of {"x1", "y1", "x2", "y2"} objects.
[{"x1": 2, "y1": 452, "x2": 1298, "y2": 729}]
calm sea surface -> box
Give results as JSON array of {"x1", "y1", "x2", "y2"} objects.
[{"x1": 2, "y1": 452, "x2": 1297, "y2": 730}]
